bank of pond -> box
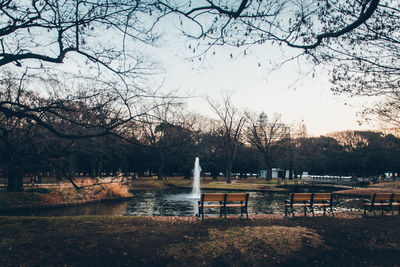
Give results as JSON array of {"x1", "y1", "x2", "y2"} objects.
[{"x1": 0, "y1": 189, "x2": 363, "y2": 217}]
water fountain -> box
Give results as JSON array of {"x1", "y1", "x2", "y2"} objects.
[{"x1": 188, "y1": 157, "x2": 201, "y2": 199}]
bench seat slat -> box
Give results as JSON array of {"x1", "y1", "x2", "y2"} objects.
[
  {"x1": 225, "y1": 197, "x2": 246, "y2": 201},
  {"x1": 392, "y1": 193, "x2": 400, "y2": 202},
  {"x1": 202, "y1": 193, "x2": 225, "y2": 202},
  {"x1": 198, "y1": 204, "x2": 224, "y2": 208},
  {"x1": 373, "y1": 193, "x2": 392, "y2": 201},
  {"x1": 312, "y1": 193, "x2": 332, "y2": 202}
]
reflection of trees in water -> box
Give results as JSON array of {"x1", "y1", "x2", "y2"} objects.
[
  {"x1": 82, "y1": 201, "x2": 130, "y2": 216},
  {"x1": 55, "y1": 201, "x2": 130, "y2": 216},
  {"x1": 247, "y1": 192, "x2": 286, "y2": 215},
  {"x1": 127, "y1": 192, "x2": 157, "y2": 216}
]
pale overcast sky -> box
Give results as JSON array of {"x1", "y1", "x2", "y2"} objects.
[{"x1": 150, "y1": 31, "x2": 375, "y2": 137}]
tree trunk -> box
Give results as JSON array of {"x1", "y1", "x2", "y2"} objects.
[
  {"x1": 266, "y1": 165, "x2": 272, "y2": 181},
  {"x1": 68, "y1": 152, "x2": 76, "y2": 181},
  {"x1": 97, "y1": 158, "x2": 103, "y2": 177},
  {"x1": 157, "y1": 165, "x2": 164, "y2": 180},
  {"x1": 226, "y1": 162, "x2": 232, "y2": 183},
  {"x1": 90, "y1": 157, "x2": 96, "y2": 178},
  {"x1": 6, "y1": 164, "x2": 23, "y2": 192},
  {"x1": 157, "y1": 150, "x2": 165, "y2": 180},
  {"x1": 288, "y1": 143, "x2": 294, "y2": 179}
]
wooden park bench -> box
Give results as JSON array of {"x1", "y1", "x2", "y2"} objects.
[
  {"x1": 197, "y1": 193, "x2": 249, "y2": 219},
  {"x1": 363, "y1": 193, "x2": 400, "y2": 215},
  {"x1": 391, "y1": 193, "x2": 400, "y2": 215},
  {"x1": 284, "y1": 193, "x2": 334, "y2": 217}
]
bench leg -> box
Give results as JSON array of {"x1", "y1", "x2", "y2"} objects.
[
  {"x1": 304, "y1": 206, "x2": 307, "y2": 216},
  {"x1": 311, "y1": 206, "x2": 315, "y2": 217},
  {"x1": 291, "y1": 205, "x2": 295, "y2": 217},
  {"x1": 198, "y1": 206, "x2": 204, "y2": 219},
  {"x1": 330, "y1": 205, "x2": 334, "y2": 217}
]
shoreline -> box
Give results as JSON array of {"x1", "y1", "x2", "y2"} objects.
[
  {"x1": 0, "y1": 196, "x2": 133, "y2": 212},
  {"x1": 2, "y1": 183, "x2": 399, "y2": 213}
]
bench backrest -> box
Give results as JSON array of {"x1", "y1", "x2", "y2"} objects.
[
  {"x1": 225, "y1": 193, "x2": 249, "y2": 202},
  {"x1": 201, "y1": 193, "x2": 225, "y2": 202},
  {"x1": 290, "y1": 193, "x2": 312, "y2": 201},
  {"x1": 312, "y1": 193, "x2": 333, "y2": 202},
  {"x1": 372, "y1": 193, "x2": 393, "y2": 202},
  {"x1": 392, "y1": 193, "x2": 400, "y2": 202}
]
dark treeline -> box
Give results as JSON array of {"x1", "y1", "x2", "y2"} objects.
[{"x1": 2, "y1": 111, "x2": 399, "y2": 189}]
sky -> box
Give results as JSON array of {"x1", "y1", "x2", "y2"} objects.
[{"x1": 149, "y1": 32, "x2": 375, "y2": 137}]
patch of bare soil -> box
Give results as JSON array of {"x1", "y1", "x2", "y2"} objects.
[{"x1": 1, "y1": 213, "x2": 400, "y2": 266}]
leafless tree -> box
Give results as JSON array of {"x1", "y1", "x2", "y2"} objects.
[
  {"x1": 0, "y1": 0, "x2": 158, "y2": 72},
  {"x1": 156, "y1": 0, "x2": 379, "y2": 54},
  {"x1": 208, "y1": 93, "x2": 246, "y2": 183},
  {"x1": 245, "y1": 112, "x2": 290, "y2": 180},
  {"x1": 307, "y1": 0, "x2": 400, "y2": 131},
  {"x1": 135, "y1": 102, "x2": 196, "y2": 179},
  {"x1": 158, "y1": 0, "x2": 400, "y2": 131},
  {"x1": 0, "y1": 70, "x2": 180, "y2": 191}
]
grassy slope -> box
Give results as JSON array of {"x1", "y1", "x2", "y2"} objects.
[
  {"x1": 0, "y1": 182, "x2": 132, "y2": 210},
  {"x1": 1, "y1": 214, "x2": 400, "y2": 266}
]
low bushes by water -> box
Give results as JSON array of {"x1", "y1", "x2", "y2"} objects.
[{"x1": 0, "y1": 181, "x2": 132, "y2": 210}]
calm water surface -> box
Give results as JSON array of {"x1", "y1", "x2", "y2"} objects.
[{"x1": 0, "y1": 189, "x2": 363, "y2": 217}]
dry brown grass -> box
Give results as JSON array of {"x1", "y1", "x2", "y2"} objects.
[
  {"x1": 51, "y1": 182, "x2": 132, "y2": 203},
  {"x1": 0, "y1": 181, "x2": 132, "y2": 209},
  {"x1": 94, "y1": 183, "x2": 132, "y2": 199},
  {"x1": 372, "y1": 181, "x2": 400, "y2": 189},
  {"x1": 164, "y1": 225, "x2": 324, "y2": 265},
  {"x1": 335, "y1": 181, "x2": 400, "y2": 196}
]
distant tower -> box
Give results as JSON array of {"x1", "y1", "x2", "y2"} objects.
[{"x1": 259, "y1": 112, "x2": 267, "y2": 127}]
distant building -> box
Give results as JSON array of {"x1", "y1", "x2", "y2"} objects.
[{"x1": 260, "y1": 168, "x2": 286, "y2": 179}]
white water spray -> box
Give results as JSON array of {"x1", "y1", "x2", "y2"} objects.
[{"x1": 191, "y1": 157, "x2": 201, "y2": 198}]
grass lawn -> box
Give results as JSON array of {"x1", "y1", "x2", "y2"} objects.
[{"x1": 1, "y1": 214, "x2": 400, "y2": 266}]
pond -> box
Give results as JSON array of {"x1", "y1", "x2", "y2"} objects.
[{"x1": 0, "y1": 189, "x2": 363, "y2": 217}]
